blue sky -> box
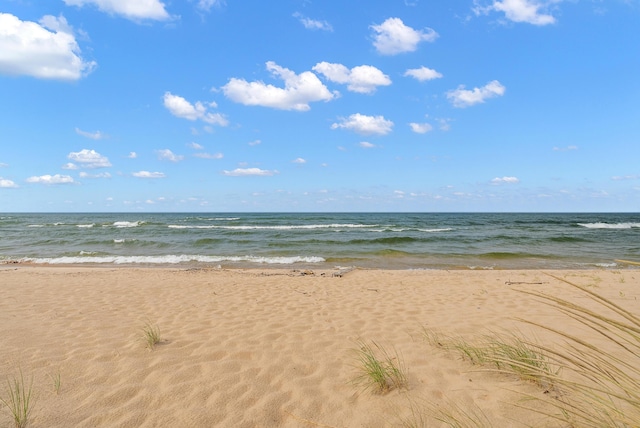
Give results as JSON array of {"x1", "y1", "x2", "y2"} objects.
[{"x1": 1, "y1": 0, "x2": 638, "y2": 212}]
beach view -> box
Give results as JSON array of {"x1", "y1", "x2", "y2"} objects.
[{"x1": 2, "y1": 0, "x2": 640, "y2": 426}]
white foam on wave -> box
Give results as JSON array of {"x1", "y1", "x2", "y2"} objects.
[
  {"x1": 77, "y1": 224, "x2": 94, "y2": 228},
  {"x1": 578, "y1": 222, "x2": 640, "y2": 229},
  {"x1": 168, "y1": 223, "x2": 377, "y2": 230},
  {"x1": 23, "y1": 254, "x2": 325, "y2": 265},
  {"x1": 112, "y1": 221, "x2": 144, "y2": 228}
]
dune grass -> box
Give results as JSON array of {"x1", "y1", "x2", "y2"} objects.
[
  {"x1": 512, "y1": 273, "x2": 640, "y2": 427},
  {"x1": 49, "y1": 372, "x2": 61, "y2": 395},
  {"x1": 1, "y1": 370, "x2": 34, "y2": 428},
  {"x1": 142, "y1": 320, "x2": 162, "y2": 350},
  {"x1": 395, "y1": 397, "x2": 491, "y2": 428},
  {"x1": 423, "y1": 274, "x2": 640, "y2": 427},
  {"x1": 422, "y1": 327, "x2": 555, "y2": 388},
  {"x1": 352, "y1": 340, "x2": 408, "y2": 394}
]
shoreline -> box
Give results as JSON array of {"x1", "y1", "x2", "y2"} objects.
[{"x1": 1, "y1": 267, "x2": 638, "y2": 426}]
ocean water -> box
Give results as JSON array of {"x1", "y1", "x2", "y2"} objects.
[{"x1": 0, "y1": 213, "x2": 639, "y2": 270}]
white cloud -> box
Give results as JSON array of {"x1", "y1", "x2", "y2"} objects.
[
  {"x1": 0, "y1": 13, "x2": 96, "y2": 80},
  {"x1": 248, "y1": 140, "x2": 262, "y2": 146},
  {"x1": 197, "y1": 0, "x2": 223, "y2": 12},
  {"x1": 437, "y1": 118, "x2": 452, "y2": 131},
  {"x1": 222, "y1": 168, "x2": 278, "y2": 177},
  {"x1": 0, "y1": 178, "x2": 18, "y2": 188},
  {"x1": 26, "y1": 174, "x2": 75, "y2": 184},
  {"x1": 312, "y1": 62, "x2": 391, "y2": 94},
  {"x1": 491, "y1": 176, "x2": 520, "y2": 184},
  {"x1": 188, "y1": 142, "x2": 204, "y2": 150},
  {"x1": 75, "y1": 127, "x2": 108, "y2": 140},
  {"x1": 553, "y1": 145, "x2": 578, "y2": 151},
  {"x1": 67, "y1": 149, "x2": 111, "y2": 168},
  {"x1": 163, "y1": 92, "x2": 228, "y2": 126},
  {"x1": 127, "y1": 152, "x2": 137, "y2": 159},
  {"x1": 293, "y1": 12, "x2": 333, "y2": 31},
  {"x1": 62, "y1": 163, "x2": 79, "y2": 170},
  {"x1": 79, "y1": 171, "x2": 111, "y2": 178},
  {"x1": 474, "y1": 0, "x2": 557, "y2": 25},
  {"x1": 370, "y1": 17, "x2": 438, "y2": 55},
  {"x1": 409, "y1": 122, "x2": 433, "y2": 134},
  {"x1": 447, "y1": 80, "x2": 506, "y2": 108},
  {"x1": 63, "y1": 0, "x2": 171, "y2": 21},
  {"x1": 132, "y1": 171, "x2": 165, "y2": 178},
  {"x1": 359, "y1": 142, "x2": 376, "y2": 149},
  {"x1": 156, "y1": 149, "x2": 184, "y2": 162},
  {"x1": 293, "y1": 158, "x2": 306, "y2": 164},
  {"x1": 194, "y1": 152, "x2": 223, "y2": 159},
  {"x1": 331, "y1": 113, "x2": 394, "y2": 135},
  {"x1": 68, "y1": 149, "x2": 111, "y2": 168},
  {"x1": 404, "y1": 66, "x2": 443, "y2": 81},
  {"x1": 611, "y1": 175, "x2": 639, "y2": 181},
  {"x1": 222, "y1": 61, "x2": 337, "y2": 111}
]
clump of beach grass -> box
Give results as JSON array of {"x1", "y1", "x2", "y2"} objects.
[
  {"x1": 49, "y1": 372, "x2": 61, "y2": 395},
  {"x1": 141, "y1": 320, "x2": 162, "y2": 350},
  {"x1": 395, "y1": 396, "x2": 491, "y2": 428},
  {"x1": 1, "y1": 370, "x2": 34, "y2": 428},
  {"x1": 512, "y1": 273, "x2": 640, "y2": 427},
  {"x1": 422, "y1": 327, "x2": 555, "y2": 388},
  {"x1": 352, "y1": 340, "x2": 408, "y2": 394}
]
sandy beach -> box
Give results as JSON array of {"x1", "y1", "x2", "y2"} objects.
[{"x1": 1, "y1": 266, "x2": 638, "y2": 427}]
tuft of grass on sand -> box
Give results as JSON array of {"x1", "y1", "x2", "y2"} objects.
[
  {"x1": 142, "y1": 320, "x2": 162, "y2": 350},
  {"x1": 513, "y1": 274, "x2": 640, "y2": 427},
  {"x1": 394, "y1": 396, "x2": 491, "y2": 428},
  {"x1": 49, "y1": 372, "x2": 61, "y2": 395},
  {"x1": 1, "y1": 370, "x2": 34, "y2": 428},
  {"x1": 423, "y1": 327, "x2": 555, "y2": 388},
  {"x1": 352, "y1": 340, "x2": 408, "y2": 394}
]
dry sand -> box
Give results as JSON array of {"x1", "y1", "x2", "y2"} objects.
[{"x1": 0, "y1": 266, "x2": 638, "y2": 427}]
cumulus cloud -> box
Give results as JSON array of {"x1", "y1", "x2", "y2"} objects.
[
  {"x1": 370, "y1": 17, "x2": 438, "y2": 55},
  {"x1": 409, "y1": 122, "x2": 433, "y2": 134},
  {"x1": 331, "y1": 113, "x2": 394, "y2": 135},
  {"x1": 132, "y1": 171, "x2": 165, "y2": 178},
  {"x1": 222, "y1": 168, "x2": 278, "y2": 177},
  {"x1": 0, "y1": 178, "x2": 18, "y2": 188},
  {"x1": 163, "y1": 92, "x2": 228, "y2": 126},
  {"x1": 293, "y1": 12, "x2": 333, "y2": 31},
  {"x1": 474, "y1": 0, "x2": 557, "y2": 25},
  {"x1": 75, "y1": 127, "x2": 108, "y2": 140},
  {"x1": 447, "y1": 80, "x2": 506, "y2": 108},
  {"x1": 312, "y1": 62, "x2": 391, "y2": 94},
  {"x1": 491, "y1": 176, "x2": 520, "y2": 184},
  {"x1": 292, "y1": 158, "x2": 306, "y2": 164},
  {"x1": 62, "y1": 0, "x2": 171, "y2": 21},
  {"x1": 67, "y1": 149, "x2": 111, "y2": 168},
  {"x1": 0, "y1": 13, "x2": 96, "y2": 80},
  {"x1": 404, "y1": 66, "x2": 443, "y2": 81},
  {"x1": 26, "y1": 174, "x2": 75, "y2": 184},
  {"x1": 156, "y1": 149, "x2": 184, "y2": 162},
  {"x1": 359, "y1": 142, "x2": 376, "y2": 149},
  {"x1": 222, "y1": 61, "x2": 337, "y2": 111},
  {"x1": 127, "y1": 152, "x2": 137, "y2": 159}
]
